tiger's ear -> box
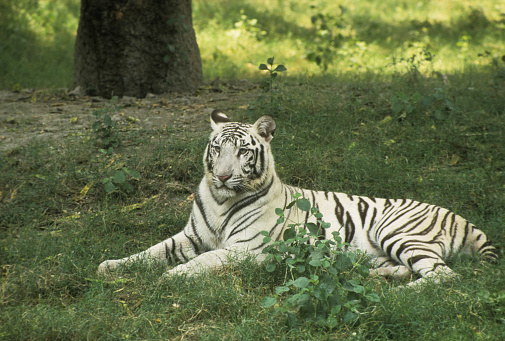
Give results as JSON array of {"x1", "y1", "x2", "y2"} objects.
[
  {"x1": 253, "y1": 115, "x2": 276, "y2": 143},
  {"x1": 210, "y1": 109, "x2": 230, "y2": 131}
]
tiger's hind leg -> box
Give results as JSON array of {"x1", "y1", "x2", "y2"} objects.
[
  {"x1": 371, "y1": 265, "x2": 412, "y2": 279},
  {"x1": 399, "y1": 252, "x2": 458, "y2": 288},
  {"x1": 370, "y1": 254, "x2": 457, "y2": 288},
  {"x1": 370, "y1": 256, "x2": 412, "y2": 279}
]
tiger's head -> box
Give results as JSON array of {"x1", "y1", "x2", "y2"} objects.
[{"x1": 204, "y1": 110, "x2": 276, "y2": 198}]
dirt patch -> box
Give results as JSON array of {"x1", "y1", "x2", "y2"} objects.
[{"x1": 0, "y1": 80, "x2": 259, "y2": 152}]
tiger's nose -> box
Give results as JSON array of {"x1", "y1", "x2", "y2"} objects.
[{"x1": 217, "y1": 174, "x2": 231, "y2": 183}]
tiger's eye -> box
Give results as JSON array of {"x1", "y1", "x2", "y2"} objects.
[
  {"x1": 213, "y1": 145, "x2": 221, "y2": 153},
  {"x1": 239, "y1": 148, "x2": 248, "y2": 155}
]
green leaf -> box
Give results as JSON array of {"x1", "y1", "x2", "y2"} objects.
[
  {"x1": 328, "y1": 266, "x2": 337, "y2": 275},
  {"x1": 274, "y1": 65, "x2": 287, "y2": 72},
  {"x1": 259, "y1": 64, "x2": 269, "y2": 70},
  {"x1": 278, "y1": 243, "x2": 288, "y2": 253},
  {"x1": 267, "y1": 57, "x2": 274, "y2": 65},
  {"x1": 365, "y1": 293, "x2": 381, "y2": 302},
  {"x1": 265, "y1": 263, "x2": 276, "y2": 272},
  {"x1": 357, "y1": 264, "x2": 370, "y2": 277},
  {"x1": 331, "y1": 304, "x2": 342, "y2": 315},
  {"x1": 261, "y1": 296, "x2": 277, "y2": 308},
  {"x1": 309, "y1": 259, "x2": 322, "y2": 267},
  {"x1": 344, "y1": 311, "x2": 359, "y2": 324},
  {"x1": 336, "y1": 255, "x2": 353, "y2": 271},
  {"x1": 327, "y1": 317, "x2": 338, "y2": 329},
  {"x1": 125, "y1": 168, "x2": 141, "y2": 179},
  {"x1": 283, "y1": 227, "x2": 296, "y2": 241},
  {"x1": 104, "y1": 115, "x2": 113, "y2": 126},
  {"x1": 123, "y1": 183, "x2": 134, "y2": 193},
  {"x1": 306, "y1": 222, "x2": 319, "y2": 236},
  {"x1": 263, "y1": 236, "x2": 271, "y2": 244},
  {"x1": 112, "y1": 171, "x2": 126, "y2": 184},
  {"x1": 286, "y1": 258, "x2": 296, "y2": 266},
  {"x1": 433, "y1": 110, "x2": 445, "y2": 121},
  {"x1": 421, "y1": 95, "x2": 434, "y2": 107},
  {"x1": 353, "y1": 285, "x2": 365, "y2": 294},
  {"x1": 286, "y1": 201, "x2": 296, "y2": 209},
  {"x1": 293, "y1": 277, "x2": 311, "y2": 289},
  {"x1": 104, "y1": 181, "x2": 115, "y2": 193},
  {"x1": 275, "y1": 208, "x2": 284, "y2": 216},
  {"x1": 276, "y1": 217, "x2": 285, "y2": 224},
  {"x1": 392, "y1": 102, "x2": 403, "y2": 114},
  {"x1": 297, "y1": 198, "x2": 311, "y2": 212},
  {"x1": 275, "y1": 286, "x2": 290, "y2": 295}
]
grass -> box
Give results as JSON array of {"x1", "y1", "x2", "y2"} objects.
[
  {"x1": 1, "y1": 0, "x2": 505, "y2": 340},
  {"x1": 2, "y1": 0, "x2": 505, "y2": 88}
]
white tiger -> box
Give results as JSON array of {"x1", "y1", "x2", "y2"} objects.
[{"x1": 98, "y1": 111, "x2": 497, "y2": 287}]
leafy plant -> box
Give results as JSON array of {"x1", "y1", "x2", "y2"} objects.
[
  {"x1": 260, "y1": 193, "x2": 379, "y2": 329},
  {"x1": 233, "y1": 10, "x2": 267, "y2": 41},
  {"x1": 390, "y1": 48, "x2": 435, "y2": 83},
  {"x1": 304, "y1": 6, "x2": 349, "y2": 71},
  {"x1": 99, "y1": 155, "x2": 140, "y2": 195},
  {"x1": 259, "y1": 57, "x2": 287, "y2": 93},
  {"x1": 90, "y1": 98, "x2": 140, "y2": 194},
  {"x1": 390, "y1": 92, "x2": 422, "y2": 121},
  {"x1": 390, "y1": 88, "x2": 456, "y2": 122},
  {"x1": 249, "y1": 57, "x2": 288, "y2": 115},
  {"x1": 92, "y1": 96, "x2": 122, "y2": 149}
]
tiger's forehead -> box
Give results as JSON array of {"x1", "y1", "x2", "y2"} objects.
[{"x1": 212, "y1": 122, "x2": 253, "y2": 144}]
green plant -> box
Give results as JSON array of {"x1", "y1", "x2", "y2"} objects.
[
  {"x1": 91, "y1": 96, "x2": 122, "y2": 149},
  {"x1": 98, "y1": 148, "x2": 140, "y2": 194},
  {"x1": 90, "y1": 97, "x2": 140, "y2": 194},
  {"x1": 390, "y1": 92, "x2": 422, "y2": 121},
  {"x1": 390, "y1": 88, "x2": 455, "y2": 122},
  {"x1": 304, "y1": 5, "x2": 350, "y2": 71},
  {"x1": 249, "y1": 57, "x2": 288, "y2": 115},
  {"x1": 233, "y1": 9, "x2": 267, "y2": 41},
  {"x1": 259, "y1": 57, "x2": 287, "y2": 93},
  {"x1": 390, "y1": 48, "x2": 435, "y2": 83},
  {"x1": 260, "y1": 193, "x2": 379, "y2": 329}
]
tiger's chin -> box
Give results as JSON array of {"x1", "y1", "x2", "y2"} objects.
[
  {"x1": 212, "y1": 186, "x2": 238, "y2": 199},
  {"x1": 210, "y1": 181, "x2": 255, "y2": 200}
]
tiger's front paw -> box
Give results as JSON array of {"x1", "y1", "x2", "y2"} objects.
[{"x1": 97, "y1": 259, "x2": 122, "y2": 275}]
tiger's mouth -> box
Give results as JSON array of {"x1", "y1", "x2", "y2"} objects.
[{"x1": 212, "y1": 175, "x2": 253, "y2": 194}]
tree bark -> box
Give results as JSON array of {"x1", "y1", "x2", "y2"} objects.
[{"x1": 73, "y1": 0, "x2": 202, "y2": 98}]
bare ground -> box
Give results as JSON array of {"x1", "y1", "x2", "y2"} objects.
[{"x1": 0, "y1": 80, "x2": 259, "y2": 152}]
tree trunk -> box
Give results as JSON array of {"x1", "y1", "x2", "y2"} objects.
[{"x1": 73, "y1": 0, "x2": 202, "y2": 98}]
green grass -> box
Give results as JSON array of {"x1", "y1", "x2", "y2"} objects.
[
  {"x1": 2, "y1": 0, "x2": 504, "y2": 88},
  {"x1": 2, "y1": 75, "x2": 505, "y2": 339},
  {"x1": 1, "y1": 0, "x2": 505, "y2": 340}
]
